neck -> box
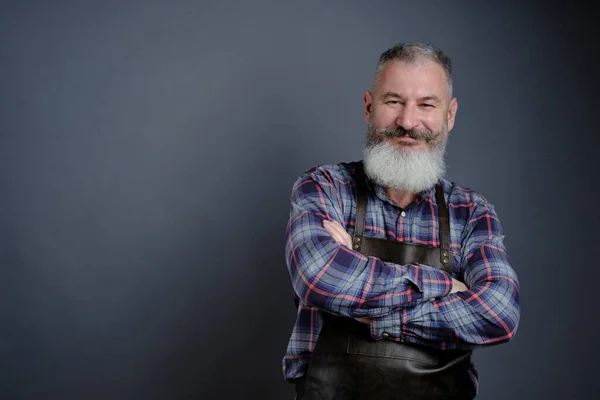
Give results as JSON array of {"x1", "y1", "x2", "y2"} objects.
[{"x1": 385, "y1": 187, "x2": 418, "y2": 209}]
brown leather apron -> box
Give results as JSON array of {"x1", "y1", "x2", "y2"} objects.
[{"x1": 294, "y1": 165, "x2": 476, "y2": 400}]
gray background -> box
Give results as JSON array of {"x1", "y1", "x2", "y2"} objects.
[{"x1": 1, "y1": 0, "x2": 598, "y2": 399}]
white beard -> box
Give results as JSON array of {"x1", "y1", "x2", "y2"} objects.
[{"x1": 363, "y1": 137, "x2": 447, "y2": 194}]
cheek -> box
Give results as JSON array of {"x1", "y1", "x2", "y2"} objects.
[
  {"x1": 424, "y1": 114, "x2": 446, "y2": 132},
  {"x1": 371, "y1": 107, "x2": 397, "y2": 126}
]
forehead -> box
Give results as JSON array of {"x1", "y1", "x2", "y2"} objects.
[{"x1": 374, "y1": 60, "x2": 449, "y2": 100}]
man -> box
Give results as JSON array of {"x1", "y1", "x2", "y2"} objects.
[{"x1": 283, "y1": 42, "x2": 520, "y2": 399}]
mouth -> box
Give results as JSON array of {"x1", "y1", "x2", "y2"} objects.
[{"x1": 393, "y1": 136, "x2": 421, "y2": 146}]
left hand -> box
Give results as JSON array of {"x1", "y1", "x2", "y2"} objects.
[
  {"x1": 322, "y1": 219, "x2": 353, "y2": 248},
  {"x1": 322, "y1": 219, "x2": 370, "y2": 324}
]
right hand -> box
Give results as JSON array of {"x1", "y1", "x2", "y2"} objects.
[{"x1": 450, "y1": 278, "x2": 468, "y2": 293}]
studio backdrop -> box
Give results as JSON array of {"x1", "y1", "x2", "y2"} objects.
[{"x1": 1, "y1": 1, "x2": 597, "y2": 399}]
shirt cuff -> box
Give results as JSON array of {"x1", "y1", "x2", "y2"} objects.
[{"x1": 369, "y1": 310, "x2": 403, "y2": 341}]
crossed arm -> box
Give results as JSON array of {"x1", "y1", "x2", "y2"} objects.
[
  {"x1": 286, "y1": 168, "x2": 520, "y2": 350},
  {"x1": 322, "y1": 219, "x2": 468, "y2": 324}
]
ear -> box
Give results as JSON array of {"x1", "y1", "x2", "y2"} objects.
[
  {"x1": 364, "y1": 90, "x2": 373, "y2": 124},
  {"x1": 446, "y1": 97, "x2": 458, "y2": 132}
]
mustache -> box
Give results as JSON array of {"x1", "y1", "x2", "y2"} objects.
[{"x1": 372, "y1": 126, "x2": 437, "y2": 142}]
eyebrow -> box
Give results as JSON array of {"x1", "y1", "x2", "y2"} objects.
[
  {"x1": 381, "y1": 92, "x2": 443, "y2": 103},
  {"x1": 418, "y1": 95, "x2": 442, "y2": 103},
  {"x1": 381, "y1": 91, "x2": 402, "y2": 99}
]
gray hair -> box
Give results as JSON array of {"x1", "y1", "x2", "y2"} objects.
[{"x1": 373, "y1": 42, "x2": 453, "y2": 99}]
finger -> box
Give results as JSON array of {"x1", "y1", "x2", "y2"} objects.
[
  {"x1": 345, "y1": 236, "x2": 353, "y2": 248},
  {"x1": 330, "y1": 223, "x2": 353, "y2": 248},
  {"x1": 328, "y1": 220, "x2": 346, "y2": 235},
  {"x1": 331, "y1": 233, "x2": 349, "y2": 248},
  {"x1": 333, "y1": 233, "x2": 353, "y2": 249},
  {"x1": 322, "y1": 221, "x2": 336, "y2": 236},
  {"x1": 323, "y1": 220, "x2": 345, "y2": 238},
  {"x1": 326, "y1": 230, "x2": 340, "y2": 241},
  {"x1": 322, "y1": 222, "x2": 341, "y2": 241},
  {"x1": 323, "y1": 221, "x2": 353, "y2": 248},
  {"x1": 327, "y1": 221, "x2": 349, "y2": 239}
]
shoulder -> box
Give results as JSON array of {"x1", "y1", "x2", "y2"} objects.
[
  {"x1": 289, "y1": 162, "x2": 360, "y2": 219},
  {"x1": 292, "y1": 161, "x2": 360, "y2": 192},
  {"x1": 440, "y1": 178, "x2": 505, "y2": 249},
  {"x1": 439, "y1": 178, "x2": 498, "y2": 220},
  {"x1": 439, "y1": 178, "x2": 494, "y2": 209}
]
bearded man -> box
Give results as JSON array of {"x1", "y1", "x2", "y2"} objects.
[{"x1": 282, "y1": 42, "x2": 521, "y2": 400}]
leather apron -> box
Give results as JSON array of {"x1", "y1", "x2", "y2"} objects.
[{"x1": 294, "y1": 165, "x2": 476, "y2": 400}]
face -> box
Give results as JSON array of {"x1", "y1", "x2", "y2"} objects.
[
  {"x1": 362, "y1": 60, "x2": 458, "y2": 193},
  {"x1": 364, "y1": 60, "x2": 457, "y2": 152}
]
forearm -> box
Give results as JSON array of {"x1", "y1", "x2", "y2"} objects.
[
  {"x1": 287, "y1": 168, "x2": 454, "y2": 317},
  {"x1": 287, "y1": 228, "x2": 453, "y2": 318},
  {"x1": 369, "y1": 242, "x2": 520, "y2": 349}
]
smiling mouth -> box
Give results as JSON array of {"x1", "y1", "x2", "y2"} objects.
[{"x1": 394, "y1": 136, "x2": 421, "y2": 146}]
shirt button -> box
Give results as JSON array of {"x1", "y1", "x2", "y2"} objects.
[
  {"x1": 382, "y1": 332, "x2": 390, "y2": 339},
  {"x1": 401, "y1": 211, "x2": 406, "y2": 217},
  {"x1": 429, "y1": 298, "x2": 436, "y2": 302}
]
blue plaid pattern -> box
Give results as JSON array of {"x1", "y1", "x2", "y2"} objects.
[{"x1": 282, "y1": 161, "x2": 520, "y2": 390}]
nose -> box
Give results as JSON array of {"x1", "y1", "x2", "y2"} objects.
[{"x1": 395, "y1": 104, "x2": 419, "y2": 130}]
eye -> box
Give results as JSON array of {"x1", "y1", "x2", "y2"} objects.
[
  {"x1": 386, "y1": 100, "x2": 401, "y2": 105},
  {"x1": 421, "y1": 103, "x2": 434, "y2": 108}
]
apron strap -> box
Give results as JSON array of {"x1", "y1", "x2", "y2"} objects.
[{"x1": 435, "y1": 181, "x2": 451, "y2": 269}]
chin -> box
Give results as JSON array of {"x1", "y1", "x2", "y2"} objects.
[{"x1": 363, "y1": 140, "x2": 446, "y2": 194}]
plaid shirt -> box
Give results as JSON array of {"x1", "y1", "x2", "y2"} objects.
[{"x1": 282, "y1": 161, "x2": 520, "y2": 389}]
